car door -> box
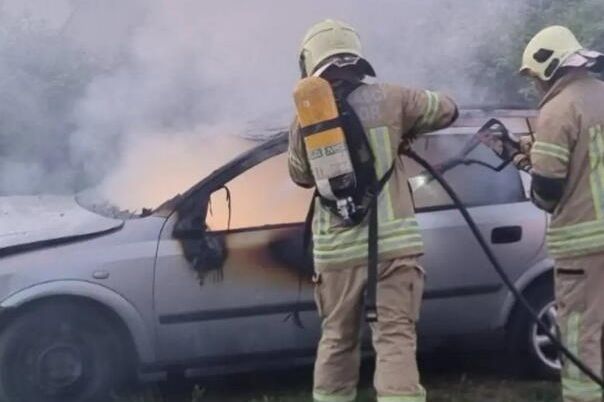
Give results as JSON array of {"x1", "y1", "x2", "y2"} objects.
[
  {"x1": 153, "y1": 150, "x2": 320, "y2": 367},
  {"x1": 404, "y1": 129, "x2": 547, "y2": 339}
]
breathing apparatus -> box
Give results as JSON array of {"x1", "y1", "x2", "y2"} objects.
[
  {"x1": 294, "y1": 19, "x2": 382, "y2": 227},
  {"x1": 293, "y1": 71, "x2": 391, "y2": 322},
  {"x1": 293, "y1": 20, "x2": 395, "y2": 323},
  {"x1": 407, "y1": 119, "x2": 604, "y2": 387}
]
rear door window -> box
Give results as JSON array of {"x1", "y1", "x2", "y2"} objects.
[{"x1": 404, "y1": 133, "x2": 526, "y2": 211}]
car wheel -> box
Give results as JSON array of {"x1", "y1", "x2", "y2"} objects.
[
  {"x1": 508, "y1": 278, "x2": 561, "y2": 378},
  {"x1": 528, "y1": 297, "x2": 561, "y2": 377},
  {"x1": 0, "y1": 301, "x2": 125, "y2": 402}
]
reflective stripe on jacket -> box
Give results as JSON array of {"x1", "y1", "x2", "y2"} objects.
[
  {"x1": 288, "y1": 82, "x2": 457, "y2": 270},
  {"x1": 530, "y1": 70, "x2": 604, "y2": 259}
]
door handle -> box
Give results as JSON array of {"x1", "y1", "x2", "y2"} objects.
[{"x1": 491, "y1": 226, "x2": 522, "y2": 244}]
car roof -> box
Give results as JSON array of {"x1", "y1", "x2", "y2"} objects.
[
  {"x1": 458, "y1": 108, "x2": 537, "y2": 119},
  {"x1": 445, "y1": 108, "x2": 538, "y2": 135}
]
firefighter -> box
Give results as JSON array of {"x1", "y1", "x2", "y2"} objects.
[
  {"x1": 288, "y1": 19, "x2": 458, "y2": 402},
  {"x1": 514, "y1": 25, "x2": 604, "y2": 402}
]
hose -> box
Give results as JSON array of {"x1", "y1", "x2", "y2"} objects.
[{"x1": 405, "y1": 148, "x2": 604, "y2": 387}]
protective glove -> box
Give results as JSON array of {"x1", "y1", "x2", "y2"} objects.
[
  {"x1": 510, "y1": 135, "x2": 533, "y2": 172},
  {"x1": 518, "y1": 136, "x2": 534, "y2": 156},
  {"x1": 512, "y1": 153, "x2": 532, "y2": 173}
]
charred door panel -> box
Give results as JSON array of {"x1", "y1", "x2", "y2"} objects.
[
  {"x1": 154, "y1": 223, "x2": 319, "y2": 363},
  {"x1": 153, "y1": 151, "x2": 318, "y2": 364}
]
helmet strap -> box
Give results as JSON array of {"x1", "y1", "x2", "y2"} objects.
[{"x1": 299, "y1": 52, "x2": 308, "y2": 78}]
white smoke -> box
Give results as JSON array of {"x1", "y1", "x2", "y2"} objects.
[{"x1": 0, "y1": 0, "x2": 532, "y2": 207}]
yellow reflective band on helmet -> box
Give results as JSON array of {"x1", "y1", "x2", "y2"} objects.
[
  {"x1": 419, "y1": 91, "x2": 439, "y2": 129},
  {"x1": 546, "y1": 219, "x2": 604, "y2": 258},
  {"x1": 313, "y1": 390, "x2": 357, "y2": 402},
  {"x1": 531, "y1": 141, "x2": 570, "y2": 163},
  {"x1": 562, "y1": 377, "x2": 602, "y2": 401},
  {"x1": 589, "y1": 125, "x2": 604, "y2": 219}
]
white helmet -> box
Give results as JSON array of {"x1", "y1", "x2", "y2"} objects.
[
  {"x1": 520, "y1": 25, "x2": 588, "y2": 81},
  {"x1": 299, "y1": 19, "x2": 375, "y2": 78}
]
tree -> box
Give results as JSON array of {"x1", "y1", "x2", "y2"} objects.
[{"x1": 469, "y1": 0, "x2": 604, "y2": 105}]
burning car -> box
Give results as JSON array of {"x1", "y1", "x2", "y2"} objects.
[{"x1": 0, "y1": 109, "x2": 557, "y2": 402}]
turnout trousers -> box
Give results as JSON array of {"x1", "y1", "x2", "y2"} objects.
[
  {"x1": 555, "y1": 253, "x2": 604, "y2": 402},
  {"x1": 312, "y1": 257, "x2": 426, "y2": 402}
]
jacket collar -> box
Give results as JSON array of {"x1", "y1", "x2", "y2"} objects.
[{"x1": 539, "y1": 69, "x2": 589, "y2": 108}]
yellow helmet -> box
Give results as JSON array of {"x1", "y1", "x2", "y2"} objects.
[
  {"x1": 520, "y1": 25, "x2": 584, "y2": 81},
  {"x1": 299, "y1": 19, "x2": 375, "y2": 78}
]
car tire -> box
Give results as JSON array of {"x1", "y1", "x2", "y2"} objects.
[
  {"x1": 508, "y1": 278, "x2": 561, "y2": 379},
  {"x1": 0, "y1": 301, "x2": 126, "y2": 402}
]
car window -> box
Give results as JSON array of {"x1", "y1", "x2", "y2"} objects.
[
  {"x1": 404, "y1": 133, "x2": 526, "y2": 211},
  {"x1": 205, "y1": 131, "x2": 525, "y2": 231},
  {"x1": 206, "y1": 153, "x2": 313, "y2": 231}
]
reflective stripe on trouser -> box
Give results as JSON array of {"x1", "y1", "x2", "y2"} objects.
[
  {"x1": 313, "y1": 258, "x2": 426, "y2": 402},
  {"x1": 555, "y1": 255, "x2": 604, "y2": 402},
  {"x1": 313, "y1": 390, "x2": 357, "y2": 402}
]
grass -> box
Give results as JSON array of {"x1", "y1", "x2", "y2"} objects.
[
  {"x1": 111, "y1": 352, "x2": 562, "y2": 402},
  {"x1": 112, "y1": 370, "x2": 561, "y2": 402},
  {"x1": 424, "y1": 376, "x2": 560, "y2": 402},
  {"x1": 113, "y1": 380, "x2": 560, "y2": 402}
]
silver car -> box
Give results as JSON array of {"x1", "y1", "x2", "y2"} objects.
[{"x1": 0, "y1": 109, "x2": 558, "y2": 402}]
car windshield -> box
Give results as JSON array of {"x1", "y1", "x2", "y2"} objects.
[{"x1": 75, "y1": 188, "x2": 145, "y2": 220}]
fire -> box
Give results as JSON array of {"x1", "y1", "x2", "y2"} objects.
[
  {"x1": 206, "y1": 153, "x2": 313, "y2": 230},
  {"x1": 100, "y1": 130, "x2": 255, "y2": 212},
  {"x1": 101, "y1": 127, "x2": 313, "y2": 229}
]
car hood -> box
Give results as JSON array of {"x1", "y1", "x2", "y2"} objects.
[{"x1": 0, "y1": 195, "x2": 124, "y2": 256}]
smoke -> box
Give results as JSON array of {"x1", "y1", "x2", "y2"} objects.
[
  {"x1": 0, "y1": 0, "x2": 532, "y2": 207},
  {"x1": 99, "y1": 125, "x2": 253, "y2": 211}
]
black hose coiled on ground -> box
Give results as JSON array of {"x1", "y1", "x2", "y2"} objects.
[{"x1": 405, "y1": 148, "x2": 604, "y2": 387}]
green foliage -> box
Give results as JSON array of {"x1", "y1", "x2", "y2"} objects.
[{"x1": 470, "y1": 0, "x2": 604, "y2": 105}]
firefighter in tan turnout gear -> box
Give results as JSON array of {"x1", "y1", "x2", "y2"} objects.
[
  {"x1": 514, "y1": 25, "x2": 604, "y2": 402},
  {"x1": 288, "y1": 19, "x2": 458, "y2": 402}
]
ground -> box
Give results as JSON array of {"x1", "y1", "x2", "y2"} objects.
[{"x1": 114, "y1": 352, "x2": 562, "y2": 402}]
